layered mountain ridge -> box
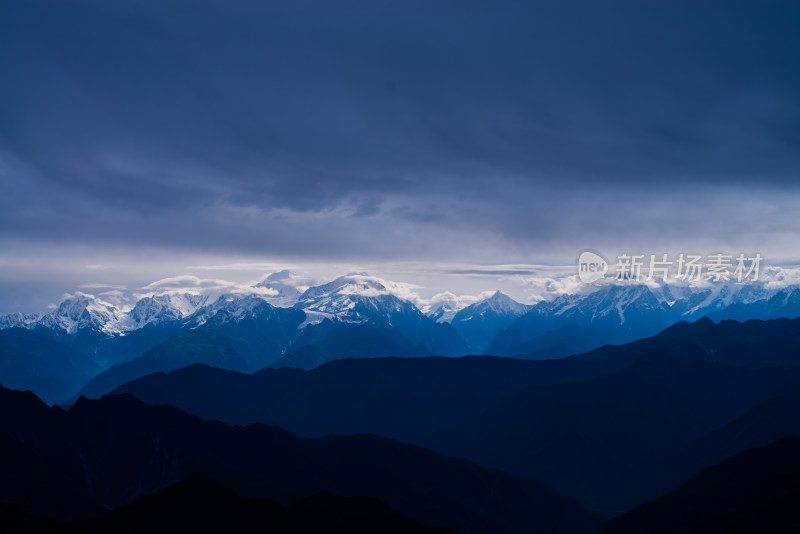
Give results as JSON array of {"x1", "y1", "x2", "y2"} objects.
[{"x1": 5, "y1": 271, "x2": 800, "y2": 404}]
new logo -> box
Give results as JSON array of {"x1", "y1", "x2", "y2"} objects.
[{"x1": 578, "y1": 251, "x2": 608, "y2": 283}]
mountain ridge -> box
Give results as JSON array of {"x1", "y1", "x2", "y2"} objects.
[{"x1": 0, "y1": 383, "x2": 601, "y2": 534}]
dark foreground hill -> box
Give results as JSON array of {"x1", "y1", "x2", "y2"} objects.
[
  {"x1": 0, "y1": 384, "x2": 600, "y2": 534},
  {"x1": 0, "y1": 475, "x2": 452, "y2": 533},
  {"x1": 114, "y1": 355, "x2": 619, "y2": 441},
  {"x1": 436, "y1": 350, "x2": 799, "y2": 513},
  {"x1": 115, "y1": 317, "x2": 800, "y2": 513},
  {"x1": 604, "y1": 437, "x2": 800, "y2": 534}
]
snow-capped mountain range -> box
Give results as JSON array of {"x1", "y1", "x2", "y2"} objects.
[
  {"x1": 0, "y1": 272, "x2": 447, "y2": 337},
  {"x1": 0, "y1": 271, "x2": 800, "y2": 340},
  {"x1": 487, "y1": 281, "x2": 800, "y2": 357},
  {"x1": 5, "y1": 269, "x2": 800, "y2": 405},
  {"x1": 2, "y1": 292, "x2": 211, "y2": 336},
  {"x1": 3, "y1": 270, "x2": 800, "y2": 356}
]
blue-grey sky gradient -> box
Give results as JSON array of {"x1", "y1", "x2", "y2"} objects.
[{"x1": 1, "y1": 0, "x2": 799, "y2": 311}]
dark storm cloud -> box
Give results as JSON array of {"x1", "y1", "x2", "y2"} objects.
[{"x1": 1, "y1": 0, "x2": 800, "y2": 262}]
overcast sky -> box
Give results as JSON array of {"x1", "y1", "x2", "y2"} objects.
[{"x1": 1, "y1": 0, "x2": 799, "y2": 312}]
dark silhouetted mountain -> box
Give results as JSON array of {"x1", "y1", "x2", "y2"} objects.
[
  {"x1": 73, "y1": 329, "x2": 248, "y2": 400},
  {"x1": 438, "y1": 351, "x2": 800, "y2": 514},
  {"x1": 87, "y1": 475, "x2": 294, "y2": 533},
  {"x1": 92, "y1": 322, "x2": 187, "y2": 368},
  {"x1": 114, "y1": 356, "x2": 618, "y2": 443},
  {"x1": 657, "y1": 384, "x2": 800, "y2": 495},
  {"x1": 285, "y1": 491, "x2": 453, "y2": 534},
  {"x1": 512, "y1": 324, "x2": 597, "y2": 360},
  {"x1": 0, "y1": 503, "x2": 60, "y2": 532},
  {"x1": 115, "y1": 317, "x2": 800, "y2": 514},
  {"x1": 580, "y1": 316, "x2": 800, "y2": 369},
  {"x1": 652, "y1": 316, "x2": 800, "y2": 368},
  {"x1": 486, "y1": 308, "x2": 549, "y2": 356},
  {"x1": 451, "y1": 292, "x2": 530, "y2": 353},
  {"x1": 0, "y1": 475, "x2": 452, "y2": 533},
  {"x1": 273, "y1": 320, "x2": 429, "y2": 369},
  {"x1": 0, "y1": 328, "x2": 99, "y2": 404},
  {"x1": 604, "y1": 437, "x2": 800, "y2": 534},
  {"x1": 0, "y1": 384, "x2": 601, "y2": 534}
]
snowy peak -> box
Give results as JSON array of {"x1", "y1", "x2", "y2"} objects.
[
  {"x1": 524, "y1": 280, "x2": 800, "y2": 330},
  {"x1": 0, "y1": 312, "x2": 40, "y2": 329},
  {"x1": 525, "y1": 283, "x2": 669, "y2": 327},
  {"x1": 296, "y1": 273, "x2": 420, "y2": 326},
  {"x1": 293, "y1": 273, "x2": 468, "y2": 356},
  {"x1": 596, "y1": 284, "x2": 667, "y2": 325},
  {"x1": 6, "y1": 271, "x2": 800, "y2": 342},
  {"x1": 255, "y1": 270, "x2": 303, "y2": 307},
  {"x1": 35, "y1": 293, "x2": 125, "y2": 335},
  {"x1": 480, "y1": 291, "x2": 530, "y2": 315},
  {"x1": 129, "y1": 293, "x2": 208, "y2": 329},
  {"x1": 650, "y1": 280, "x2": 787, "y2": 319},
  {"x1": 453, "y1": 291, "x2": 529, "y2": 323},
  {"x1": 424, "y1": 292, "x2": 466, "y2": 323},
  {"x1": 297, "y1": 273, "x2": 387, "y2": 304},
  {"x1": 188, "y1": 293, "x2": 275, "y2": 327},
  {"x1": 450, "y1": 292, "x2": 530, "y2": 353}
]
